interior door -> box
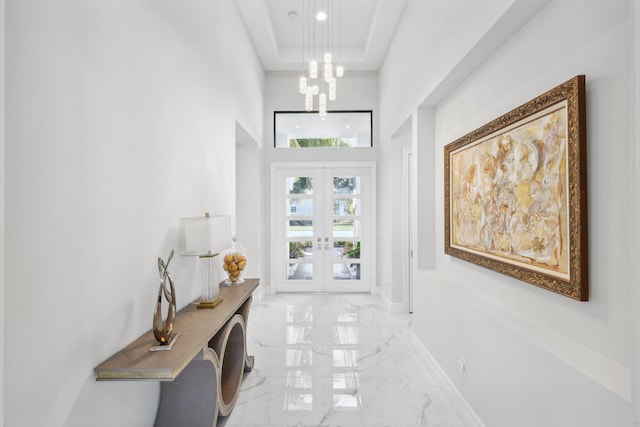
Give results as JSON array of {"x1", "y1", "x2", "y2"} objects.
[{"x1": 273, "y1": 164, "x2": 374, "y2": 293}]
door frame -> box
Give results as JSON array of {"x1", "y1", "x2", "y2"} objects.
[{"x1": 270, "y1": 161, "x2": 377, "y2": 294}]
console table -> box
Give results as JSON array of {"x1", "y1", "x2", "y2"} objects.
[{"x1": 94, "y1": 278, "x2": 260, "y2": 426}]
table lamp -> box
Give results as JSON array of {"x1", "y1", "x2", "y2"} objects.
[{"x1": 180, "y1": 213, "x2": 231, "y2": 308}]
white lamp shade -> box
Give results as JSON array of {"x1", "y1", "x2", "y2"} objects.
[{"x1": 180, "y1": 215, "x2": 231, "y2": 256}]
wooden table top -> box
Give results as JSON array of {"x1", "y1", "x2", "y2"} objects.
[{"x1": 94, "y1": 278, "x2": 260, "y2": 381}]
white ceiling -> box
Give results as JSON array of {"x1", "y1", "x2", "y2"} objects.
[{"x1": 234, "y1": 0, "x2": 408, "y2": 72}]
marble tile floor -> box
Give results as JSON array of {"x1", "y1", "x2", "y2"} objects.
[{"x1": 219, "y1": 293, "x2": 465, "y2": 427}]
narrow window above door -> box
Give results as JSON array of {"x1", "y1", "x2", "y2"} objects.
[{"x1": 274, "y1": 111, "x2": 373, "y2": 148}]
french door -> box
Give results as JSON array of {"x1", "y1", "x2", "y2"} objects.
[{"x1": 272, "y1": 163, "x2": 375, "y2": 293}]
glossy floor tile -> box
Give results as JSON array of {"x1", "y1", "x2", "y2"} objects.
[{"x1": 220, "y1": 293, "x2": 464, "y2": 427}]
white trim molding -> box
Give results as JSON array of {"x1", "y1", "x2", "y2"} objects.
[
  {"x1": 412, "y1": 333, "x2": 486, "y2": 427},
  {"x1": 380, "y1": 290, "x2": 406, "y2": 314}
]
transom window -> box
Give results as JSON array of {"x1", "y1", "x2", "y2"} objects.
[{"x1": 274, "y1": 111, "x2": 373, "y2": 148}]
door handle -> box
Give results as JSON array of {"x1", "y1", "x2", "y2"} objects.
[
  {"x1": 324, "y1": 237, "x2": 329, "y2": 250},
  {"x1": 317, "y1": 237, "x2": 322, "y2": 250}
]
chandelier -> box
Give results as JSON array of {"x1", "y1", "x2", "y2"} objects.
[{"x1": 296, "y1": 0, "x2": 344, "y2": 116}]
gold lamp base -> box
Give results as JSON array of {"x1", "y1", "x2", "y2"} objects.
[{"x1": 197, "y1": 296, "x2": 223, "y2": 309}]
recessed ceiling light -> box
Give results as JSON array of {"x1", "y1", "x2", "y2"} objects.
[{"x1": 316, "y1": 11, "x2": 327, "y2": 21}]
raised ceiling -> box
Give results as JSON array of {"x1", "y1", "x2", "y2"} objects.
[{"x1": 234, "y1": 0, "x2": 408, "y2": 72}]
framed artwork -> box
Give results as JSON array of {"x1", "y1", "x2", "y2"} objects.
[{"x1": 444, "y1": 75, "x2": 588, "y2": 300}]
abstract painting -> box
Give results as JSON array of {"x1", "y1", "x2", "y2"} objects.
[{"x1": 444, "y1": 76, "x2": 588, "y2": 300}]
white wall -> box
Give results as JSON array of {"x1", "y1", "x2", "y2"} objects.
[
  {"x1": 0, "y1": 0, "x2": 5, "y2": 425},
  {"x1": 413, "y1": 107, "x2": 436, "y2": 271},
  {"x1": 634, "y1": 0, "x2": 640, "y2": 423},
  {"x1": 262, "y1": 71, "x2": 379, "y2": 294},
  {"x1": 380, "y1": 0, "x2": 636, "y2": 426},
  {"x1": 379, "y1": 0, "x2": 525, "y2": 136},
  {"x1": 235, "y1": 122, "x2": 263, "y2": 291},
  {"x1": 382, "y1": 127, "x2": 411, "y2": 305},
  {"x1": 379, "y1": 0, "x2": 550, "y2": 307},
  {"x1": 4, "y1": 1, "x2": 264, "y2": 426}
]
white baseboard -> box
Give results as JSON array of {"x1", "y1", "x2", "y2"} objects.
[
  {"x1": 411, "y1": 333, "x2": 486, "y2": 427},
  {"x1": 380, "y1": 290, "x2": 407, "y2": 314}
]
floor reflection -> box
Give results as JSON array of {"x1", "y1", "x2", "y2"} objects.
[{"x1": 220, "y1": 293, "x2": 464, "y2": 426}]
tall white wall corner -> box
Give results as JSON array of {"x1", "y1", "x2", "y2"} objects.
[
  {"x1": 413, "y1": 107, "x2": 436, "y2": 270},
  {"x1": 634, "y1": 0, "x2": 640, "y2": 424},
  {"x1": 0, "y1": 0, "x2": 5, "y2": 425}
]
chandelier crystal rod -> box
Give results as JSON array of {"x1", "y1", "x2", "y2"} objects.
[{"x1": 297, "y1": 0, "x2": 344, "y2": 116}]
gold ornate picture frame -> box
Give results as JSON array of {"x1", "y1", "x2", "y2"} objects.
[{"x1": 444, "y1": 76, "x2": 588, "y2": 300}]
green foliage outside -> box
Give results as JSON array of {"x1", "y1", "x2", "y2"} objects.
[
  {"x1": 290, "y1": 176, "x2": 355, "y2": 195},
  {"x1": 289, "y1": 138, "x2": 350, "y2": 148},
  {"x1": 342, "y1": 241, "x2": 360, "y2": 259},
  {"x1": 290, "y1": 177, "x2": 313, "y2": 194},
  {"x1": 333, "y1": 177, "x2": 355, "y2": 193},
  {"x1": 289, "y1": 241, "x2": 312, "y2": 259}
]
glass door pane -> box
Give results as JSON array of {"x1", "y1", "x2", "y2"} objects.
[
  {"x1": 326, "y1": 169, "x2": 369, "y2": 291},
  {"x1": 275, "y1": 168, "x2": 325, "y2": 291},
  {"x1": 273, "y1": 165, "x2": 373, "y2": 293},
  {"x1": 286, "y1": 176, "x2": 316, "y2": 284}
]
